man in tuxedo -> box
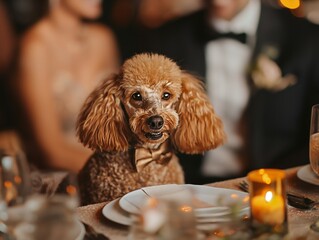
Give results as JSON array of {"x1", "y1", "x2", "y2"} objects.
[{"x1": 136, "y1": 0, "x2": 319, "y2": 184}]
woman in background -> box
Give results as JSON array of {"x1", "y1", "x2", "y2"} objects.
[{"x1": 18, "y1": 0, "x2": 120, "y2": 172}]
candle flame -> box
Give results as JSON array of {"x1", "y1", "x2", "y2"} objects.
[{"x1": 265, "y1": 191, "x2": 273, "y2": 202}]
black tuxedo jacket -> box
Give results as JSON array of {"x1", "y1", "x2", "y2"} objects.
[{"x1": 135, "y1": 3, "x2": 319, "y2": 183}]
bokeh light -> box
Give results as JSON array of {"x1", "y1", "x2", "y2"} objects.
[{"x1": 280, "y1": 0, "x2": 301, "y2": 9}]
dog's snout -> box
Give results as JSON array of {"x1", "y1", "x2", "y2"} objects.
[{"x1": 147, "y1": 115, "x2": 164, "y2": 130}]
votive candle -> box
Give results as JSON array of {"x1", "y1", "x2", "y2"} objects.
[{"x1": 248, "y1": 169, "x2": 288, "y2": 236}]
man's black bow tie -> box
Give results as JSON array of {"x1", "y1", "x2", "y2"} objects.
[{"x1": 205, "y1": 31, "x2": 248, "y2": 44}]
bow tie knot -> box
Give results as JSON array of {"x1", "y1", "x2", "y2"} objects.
[
  {"x1": 205, "y1": 31, "x2": 247, "y2": 44},
  {"x1": 134, "y1": 141, "x2": 173, "y2": 172}
]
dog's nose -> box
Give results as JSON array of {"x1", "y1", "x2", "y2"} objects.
[{"x1": 147, "y1": 115, "x2": 164, "y2": 130}]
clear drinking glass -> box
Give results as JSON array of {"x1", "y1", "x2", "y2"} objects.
[
  {"x1": 22, "y1": 171, "x2": 80, "y2": 240},
  {"x1": 309, "y1": 104, "x2": 319, "y2": 176},
  {"x1": 0, "y1": 149, "x2": 32, "y2": 238}
]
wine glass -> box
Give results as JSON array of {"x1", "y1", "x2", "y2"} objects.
[
  {"x1": 20, "y1": 171, "x2": 80, "y2": 240},
  {"x1": 0, "y1": 149, "x2": 32, "y2": 238},
  {"x1": 309, "y1": 104, "x2": 319, "y2": 176}
]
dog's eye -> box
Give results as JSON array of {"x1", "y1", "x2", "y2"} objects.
[
  {"x1": 132, "y1": 92, "x2": 142, "y2": 101},
  {"x1": 162, "y1": 92, "x2": 171, "y2": 100}
]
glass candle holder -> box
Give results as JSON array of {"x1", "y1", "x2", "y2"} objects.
[{"x1": 248, "y1": 169, "x2": 288, "y2": 238}]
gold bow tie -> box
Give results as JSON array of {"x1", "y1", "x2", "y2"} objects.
[{"x1": 134, "y1": 141, "x2": 173, "y2": 172}]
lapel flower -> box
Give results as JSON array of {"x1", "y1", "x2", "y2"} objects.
[{"x1": 251, "y1": 46, "x2": 297, "y2": 91}]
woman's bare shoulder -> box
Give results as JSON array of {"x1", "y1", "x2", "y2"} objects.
[{"x1": 20, "y1": 20, "x2": 49, "y2": 53}]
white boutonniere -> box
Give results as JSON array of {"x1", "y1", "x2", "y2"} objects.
[{"x1": 251, "y1": 46, "x2": 297, "y2": 91}]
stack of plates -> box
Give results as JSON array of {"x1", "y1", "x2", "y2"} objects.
[{"x1": 102, "y1": 184, "x2": 249, "y2": 230}]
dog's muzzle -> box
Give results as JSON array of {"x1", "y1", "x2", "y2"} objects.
[
  {"x1": 145, "y1": 132, "x2": 163, "y2": 140},
  {"x1": 145, "y1": 115, "x2": 164, "y2": 140}
]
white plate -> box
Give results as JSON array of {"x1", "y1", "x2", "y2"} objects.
[
  {"x1": 297, "y1": 165, "x2": 319, "y2": 186},
  {"x1": 119, "y1": 184, "x2": 249, "y2": 217},
  {"x1": 101, "y1": 200, "x2": 247, "y2": 225},
  {"x1": 102, "y1": 198, "x2": 132, "y2": 226}
]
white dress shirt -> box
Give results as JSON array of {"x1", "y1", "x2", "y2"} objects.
[{"x1": 202, "y1": 0, "x2": 261, "y2": 176}]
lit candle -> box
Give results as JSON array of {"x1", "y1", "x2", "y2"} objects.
[
  {"x1": 251, "y1": 190, "x2": 285, "y2": 225},
  {"x1": 248, "y1": 169, "x2": 288, "y2": 236}
]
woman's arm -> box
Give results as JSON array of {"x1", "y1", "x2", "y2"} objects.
[{"x1": 18, "y1": 32, "x2": 92, "y2": 173}]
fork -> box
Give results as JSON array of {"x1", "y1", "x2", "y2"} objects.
[{"x1": 237, "y1": 180, "x2": 319, "y2": 210}]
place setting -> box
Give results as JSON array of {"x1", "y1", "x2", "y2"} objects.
[
  {"x1": 100, "y1": 169, "x2": 295, "y2": 239},
  {"x1": 102, "y1": 184, "x2": 249, "y2": 224},
  {"x1": 102, "y1": 184, "x2": 250, "y2": 238}
]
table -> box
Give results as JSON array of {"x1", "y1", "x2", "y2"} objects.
[{"x1": 77, "y1": 166, "x2": 319, "y2": 240}]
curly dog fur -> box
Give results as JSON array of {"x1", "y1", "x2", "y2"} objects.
[{"x1": 76, "y1": 53, "x2": 225, "y2": 205}]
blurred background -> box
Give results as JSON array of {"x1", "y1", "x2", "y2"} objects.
[
  {"x1": 1, "y1": 0, "x2": 319, "y2": 183},
  {"x1": 1, "y1": 0, "x2": 319, "y2": 63}
]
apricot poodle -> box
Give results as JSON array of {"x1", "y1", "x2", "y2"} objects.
[{"x1": 76, "y1": 53, "x2": 225, "y2": 205}]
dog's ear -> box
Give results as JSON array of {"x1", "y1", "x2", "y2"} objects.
[
  {"x1": 172, "y1": 73, "x2": 226, "y2": 154},
  {"x1": 76, "y1": 74, "x2": 130, "y2": 152}
]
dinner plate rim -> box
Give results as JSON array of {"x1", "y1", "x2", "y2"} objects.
[
  {"x1": 297, "y1": 164, "x2": 319, "y2": 186},
  {"x1": 119, "y1": 184, "x2": 248, "y2": 215},
  {"x1": 102, "y1": 198, "x2": 132, "y2": 226}
]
